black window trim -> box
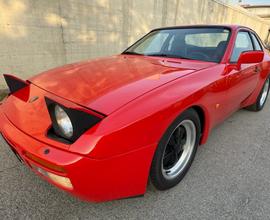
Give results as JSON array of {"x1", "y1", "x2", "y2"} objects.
[{"x1": 249, "y1": 31, "x2": 263, "y2": 51}]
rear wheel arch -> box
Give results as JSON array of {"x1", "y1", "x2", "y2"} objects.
[{"x1": 246, "y1": 76, "x2": 270, "y2": 111}]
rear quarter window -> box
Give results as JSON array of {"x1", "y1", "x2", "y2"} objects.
[{"x1": 251, "y1": 33, "x2": 263, "y2": 51}]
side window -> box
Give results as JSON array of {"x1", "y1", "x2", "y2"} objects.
[
  {"x1": 251, "y1": 33, "x2": 262, "y2": 51},
  {"x1": 230, "y1": 31, "x2": 253, "y2": 63}
]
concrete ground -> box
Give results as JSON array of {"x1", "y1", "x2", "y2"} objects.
[{"x1": 1, "y1": 102, "x2": 270, "y2": 220}]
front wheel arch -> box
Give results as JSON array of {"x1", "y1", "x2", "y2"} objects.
[
  {"x1": 150, "y1": 108, "x2": 202, "y2": 190},
  {"x1": 191, "y1": 106, "x2": 206, "y2": 143}
]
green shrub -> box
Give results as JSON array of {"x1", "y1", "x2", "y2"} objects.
[{"x1": 0, "y1": 91, "x2": 8, "y2": 101}]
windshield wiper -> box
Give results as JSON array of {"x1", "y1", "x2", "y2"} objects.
[
  {"x1": 122, "y1": 51, "x2": 143, "y2": 55},
  {"x1": 123, "y1": 52, "x2": 193, "y2": 60},
  {"x1": 145, "y1": 53, "x2": 192, "y2": 60},
  {"x1": 146, "y1": 53, "x2": 170, "y2": 57}
]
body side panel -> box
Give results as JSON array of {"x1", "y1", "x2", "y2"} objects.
[{"x1": 72, "y1": 64, "x2": 232, "y2": 158}]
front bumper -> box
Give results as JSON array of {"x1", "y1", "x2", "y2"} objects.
[{"x1": 0, "y1": 107, "x2": 156, "y2": 202}]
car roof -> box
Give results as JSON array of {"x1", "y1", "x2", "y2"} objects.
[{"x1": 151, "y1": 24, "x2": 253, "y2": 32}]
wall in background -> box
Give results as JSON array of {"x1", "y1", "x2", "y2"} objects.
[
  {"x1": 0, "y1": 0, "x2": 269, "y2": 88},
  {"x1": 242, "y1": 5, "x2": 270, "y2": 22}
]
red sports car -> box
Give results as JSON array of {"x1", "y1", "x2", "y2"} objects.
[{"x1": 0, "y1": 25, "x2": 269, "y2": 202}]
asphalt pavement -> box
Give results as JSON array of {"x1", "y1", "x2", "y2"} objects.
[{"x1": 1, "y1": 101, "x2": 270, "y2": 219}]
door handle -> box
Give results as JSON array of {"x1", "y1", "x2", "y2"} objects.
[{"x1": 254, "y1": 66, "x2": 261, "y2": 73}]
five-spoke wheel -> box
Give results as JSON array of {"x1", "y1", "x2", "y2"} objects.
[
  {"x1": 150, "y1": 109, "x2": 201, "y2": 190},
  {"x1": 162, "y1": 120, "x2": 196, "y2": 180}
]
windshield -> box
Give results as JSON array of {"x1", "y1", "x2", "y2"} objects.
[{"x1": 123, "y1": 28, "x2": 231, "y2": 63}]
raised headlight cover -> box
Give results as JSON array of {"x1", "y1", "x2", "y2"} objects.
[
  {"x1": 3, "y1": 74, "x2": 29, "y2": 93},
  {"x1": 45, "y1": 97, "x2": 103, "y2": 143}
]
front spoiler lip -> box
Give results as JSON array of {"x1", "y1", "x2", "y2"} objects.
[
  {"x1": 1, "y1": 134, "x2": 74, "y2": 192},
  {"x1": 0, "y1": 107, "x2": 86, "y2": 197}
]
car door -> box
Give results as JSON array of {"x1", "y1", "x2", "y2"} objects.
[{"x1": 227, "y1": 30, "x2": 261, "y2": 111}]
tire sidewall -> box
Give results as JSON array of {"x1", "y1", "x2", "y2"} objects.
[
  {"x1": 257, "y1": 77, "x2": 270, "y2": 111},
  {"x1": 150, "y1": 109, "x2": 201, "y2": 190}
]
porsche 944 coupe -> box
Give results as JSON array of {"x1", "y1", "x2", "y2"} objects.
[{"x1": 0, "y1": 25, "x2": 269, "y2": 202}]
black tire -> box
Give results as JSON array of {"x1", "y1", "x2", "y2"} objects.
[
  {"x1": 246, "y1": 77, "x2": 270, "y2": 112},
  {"x1": 150, "y1": 108, "x2": 201, "y2": 190}
]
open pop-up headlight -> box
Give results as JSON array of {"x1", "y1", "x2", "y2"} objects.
[
  {"x1": 3, "y1": 74, "x2": 29, "y2": 93},
  {"x1": 45, "y1": 97, "x2": 104, "y2": 143}
]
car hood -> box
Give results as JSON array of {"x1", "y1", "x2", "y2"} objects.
[{"x1": 30, "y1": 55, "x2": 215, "y2": 115}]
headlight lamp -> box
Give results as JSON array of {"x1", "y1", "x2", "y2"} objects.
[{"x1": 54, "y1": 105, "x2": 73, "y2": 138}]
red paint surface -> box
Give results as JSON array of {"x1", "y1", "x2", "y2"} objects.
[{"x1": 0, "y1": 25, "x2": 270, "y2": 202}]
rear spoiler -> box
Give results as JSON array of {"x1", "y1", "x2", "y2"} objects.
[{"x1": 3, "y1": 74, "x2": 29, "y2": 93}]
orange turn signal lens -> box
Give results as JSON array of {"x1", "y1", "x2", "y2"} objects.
[{"x1": 25, "y1": 152, "x2": 66, "y2": 173}]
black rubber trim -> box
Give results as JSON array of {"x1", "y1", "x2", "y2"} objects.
[{"x1": 46, "y1": 127, "x2": 73, "y2": 144}]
